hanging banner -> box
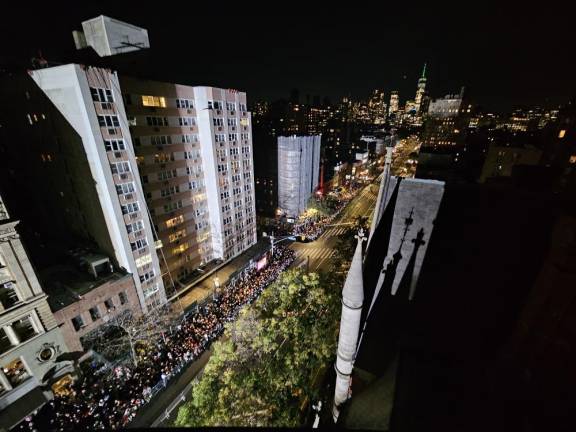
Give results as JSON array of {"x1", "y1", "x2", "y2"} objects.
[{"x1": 256, "y1": 256, "x2": 268, "y2": 271}]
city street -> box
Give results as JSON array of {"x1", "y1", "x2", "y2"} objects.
[
  {"x1": 290, "y1": 181, "x2": 379, "y2": 272},
  {"x1": 135, "y1": 180, "x2": 381, "y2": 428}
]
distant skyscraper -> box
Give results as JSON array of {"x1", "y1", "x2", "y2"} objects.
[
  {"x1": 388, "y1": 91, "x2": 399, "y2": 116},
  {"x1": 277, "y1": 136, "x2": 321, "y2": 218},
  {"x1": 414, "y1": 63, "x2": 427, "y2": 114}
]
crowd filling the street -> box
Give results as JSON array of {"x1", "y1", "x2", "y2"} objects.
[
  {"x1": 16, "y1": 247, "x2": 296, "y2": 431},
  {"x1": 290, "y1": 188, "x2": 358, "y2": 241}
]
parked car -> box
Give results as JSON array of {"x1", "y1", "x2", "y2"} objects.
[{"x1": 295, "y1": 235, "x2": 312, "y2": 243}]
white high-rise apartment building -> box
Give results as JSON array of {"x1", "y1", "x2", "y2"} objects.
[
  {"x1": 28, "y1": 65, "x2": 166, "y2": 312},
  {"x1": 277, "y1": 135, "x2": 321, "y2": 219}
]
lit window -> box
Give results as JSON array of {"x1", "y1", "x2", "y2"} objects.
[
  {"x1": 559, "y1": 130, "x2": 566, "y2": 138},
  {"x1": 142, "y1": 95, "x2": 167, "y2": 108},
  {"x1": 569, "y1": 155, "x2": 576, "y2": 164},
  {"x1": 3, "y1": 358, "x2": 30, "y2": 388}
]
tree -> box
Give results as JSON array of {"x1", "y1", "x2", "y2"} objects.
[
  {"x1": 307, "y1": 194, "x2": 340, "y2": 217},
  {"x1": 81, "y1": 304, "x2": 174, "y2": 367},
  {"x1": 175, "y1": 269, "x2": 340, "y2": 427}
]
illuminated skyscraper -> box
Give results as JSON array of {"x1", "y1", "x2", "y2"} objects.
[
  {"x1": 414, "y1": 63, "x2": 427, "y2": 114},
  {"x1": 388, "y1": 91, "x2": 399, "y2": 116}
]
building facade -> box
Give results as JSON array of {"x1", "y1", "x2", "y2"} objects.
[
  {"x1": 120, "y1": 80, "x2": 257, "y2": 288},
  {"x1": 479, "y1": 144, "x2": 543, "y2": 183},
  {"x1": 0, "y1": 202, "x2": 71, "y2": 430},
  {"x1": 46, "y1": 265, "x2": 141, "y2": 352},
  {"x1": 0, "y1": 65, "x2": 166, "y2": 312},
  {"x1": 277, "y1": 135, "x2": 321, "y2": 218},
  {"x1": 420, "y1": 87, "x2": 471, "y2": 151}
]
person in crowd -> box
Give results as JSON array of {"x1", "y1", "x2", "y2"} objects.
[{"x1": 17, "y1": 246, "x2": 296, "y2": 431}]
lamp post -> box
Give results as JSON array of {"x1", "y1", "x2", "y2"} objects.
[{"x1": 264, "y1": 232, "x2": 295, "y2": 257}]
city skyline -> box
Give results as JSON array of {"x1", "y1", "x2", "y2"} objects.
[
  {"x1": 1, "y1": 7, "x2": 575, "y2": 431},
  {"x1": 1, "y1": 7, "x2": 574, "y2": 113}
]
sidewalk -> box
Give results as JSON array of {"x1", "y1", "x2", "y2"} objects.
[
  {"x1": 127, "y1": 347, "x2": 213, "y2": 428},
  {"x1": 171, "y1": 238, "x2": 271, "y2": 313}
]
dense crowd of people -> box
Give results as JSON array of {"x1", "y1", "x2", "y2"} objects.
[
  {"x1": 291, "y1": 197, "x2": 349, "y2": 240},
  {"x1": 18, "y1": 247, "x2": 296, "y2": 431}
]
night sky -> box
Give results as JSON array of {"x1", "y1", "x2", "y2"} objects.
[{"x1": 2, "y1": 5, "x2": 574, "y2": 112}]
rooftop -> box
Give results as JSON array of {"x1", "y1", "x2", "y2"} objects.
[{"x1": 41, "y1": 265, "x2": 129, "y2": 312}]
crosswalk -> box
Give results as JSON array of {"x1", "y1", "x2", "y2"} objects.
[
  {"x1": 321, "y1": 226, "x2": 349, "y2": 238},
  {"x1": 295, "y1": 247, "x2": 337, "y2": 262}
]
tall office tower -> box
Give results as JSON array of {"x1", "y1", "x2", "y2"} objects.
[
  {"x1": 414, "y1": 63, "x2": 427, "y2": 114},
  {"x1": 388, "y1": 91, "x2": 399, "y2": 116},
  {"x1": 368, "y1": 90, "x2": 387, "y2": 124},
  {"x1": 0, "y1": 64, "x2": 166, "y2": 312},
  {"x1": 0, "y1": 195, "x2": 71, "y2": 430},
  {"x1": 420, "y1": 87, "x2": 471, "y2": 151},
  {"x1": 277, "y1": 136, "x2": 321, "y2": 218},
  {"x1": 120, "y1": 79, "x2": 257, "y2": 287}
]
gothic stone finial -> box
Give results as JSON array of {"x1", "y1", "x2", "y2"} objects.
[{"x1": 355, "y1": 228, "x2": 367, "y2": 243}]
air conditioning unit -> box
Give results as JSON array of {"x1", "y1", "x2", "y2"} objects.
[{"x1": 187, "y1": 109, "x2": 193, "y2": 114}]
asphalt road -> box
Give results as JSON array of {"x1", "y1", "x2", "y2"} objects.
[{"x1": 290, "y1": 181, "x2": 379, "y2": 273}]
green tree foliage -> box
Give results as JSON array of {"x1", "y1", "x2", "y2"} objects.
[
  {"x1": 307, "y1": 195, "x2": 340, "y2": 216},
  {"x1": 175, "y1": 269, "x2": 341, "y2": 427},
  {"x1": 334, "y1": 215, "x2": 369, "y2": 264}
]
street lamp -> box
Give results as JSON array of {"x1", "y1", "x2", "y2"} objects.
[{"x1": 263, "y1": 232, "x2": 295, "y2": 256}]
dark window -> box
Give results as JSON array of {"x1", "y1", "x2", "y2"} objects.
[
  {"x1": 0, "y1": 282, "x2": 20, "y2": 309},
  {"x1": 0, "y1": 328, "x2": 13, "y2": 354},
  {"x1": 119, "y1": 292, "x2": 128, "y2": 305},
  {"x1": 104, "y1": 298, "x2": 115, "y2": 311},
  {"x1": 71, "y1": 315, "x2": 84, "y2": 331},
  {"x1": 89, "y1": 307, "x2": 101, "y2": 321},
  {"x1": 12, "y1": 316, "x2": 38, "y2": 342}
]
